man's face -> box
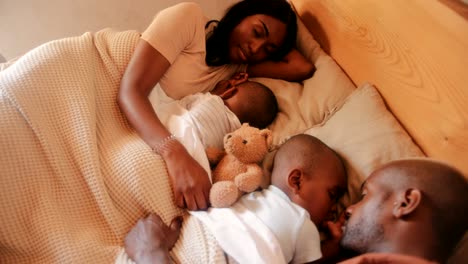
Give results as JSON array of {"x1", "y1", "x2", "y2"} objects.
[{"x1": 340, "y1": 171, "x2": 393, "y2": 253}]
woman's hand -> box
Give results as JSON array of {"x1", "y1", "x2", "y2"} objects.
[
  {"x1": 119, "y1": 40, "x2": 211, "y2": 211},
  {"x1": 162, "y1": 141, "x2": 211, "y2": 211},
  {"x1": 124, "y1": 214, "x2": 182, "y2": 264}
]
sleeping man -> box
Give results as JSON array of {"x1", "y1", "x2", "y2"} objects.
[
  {"x1": 339, "y1": 159, "x2": 468, "y2": 264},
  {"x1": 123, "y1": 158, "x2": 468, "y2": 264}
]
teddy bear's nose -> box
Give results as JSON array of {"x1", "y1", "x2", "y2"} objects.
[{"x1": 242, "y1": 140, "x2": 247, "y2": 144}]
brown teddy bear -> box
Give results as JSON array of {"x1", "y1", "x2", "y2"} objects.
[{"x1": 206, "y1": 123, "x2": 273, "y2": 208}]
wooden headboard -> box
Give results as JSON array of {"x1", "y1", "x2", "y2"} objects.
[{"x1": 291, "y1": 0, "x2": 468, "y2": 175}]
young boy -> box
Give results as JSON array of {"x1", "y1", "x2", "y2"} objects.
[{"x1": 124, "y1": 134, "x2": 348, "y2": 264}]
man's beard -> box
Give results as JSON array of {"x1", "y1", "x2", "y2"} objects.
[{"x1": 340, "y1": 212, "x2": 385, "y2": 253}]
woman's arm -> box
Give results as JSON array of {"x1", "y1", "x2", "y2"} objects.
[
  {"x1": 118, "y1": 40, "x2": 211, "y2": 210},
  {"x1": 247, "y1": 48, "x2": 315, "y2": 82},
  {"x1": 119, "y1": 40, "x2": 171, "y2": 146}
]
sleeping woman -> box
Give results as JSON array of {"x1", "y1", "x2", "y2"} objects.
[{"x1": 118, "y1": 0, "x2": 314, "y2": 211}]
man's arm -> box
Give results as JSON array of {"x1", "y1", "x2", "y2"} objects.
[
  {"x1": 124, "y1": 214, "x2": 183, "y2": 264},
  {"x1": 337, "y1": 253, "x2": 439, "y2": 264}
]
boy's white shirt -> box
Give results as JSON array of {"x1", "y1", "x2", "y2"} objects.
[
  {"x1": 149, "y1": 85, "x2": 241, "y2": 181},
  {"x1": 190, "y1": 185, "x2": 322, "y2": 264}
]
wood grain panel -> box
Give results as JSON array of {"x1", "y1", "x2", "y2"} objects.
[
  {"x1": 440, "y1": 0, "x2": 468, "y2": 19},
  {"x1": 291, "y1": 0, "x2": 468, "y2": 175}
]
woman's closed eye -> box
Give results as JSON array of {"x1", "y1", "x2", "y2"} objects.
[{"x1": 264, "y1": 45, "x2": 276, "y2": 55}]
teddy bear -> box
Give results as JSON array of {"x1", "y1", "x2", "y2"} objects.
[{"x1": 206, "y1": 123, "x2": 273, "y2": 208}]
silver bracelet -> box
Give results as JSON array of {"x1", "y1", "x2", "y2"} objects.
[{"x1": 151, "y1": 134, "x2": 177, "y2": 155}]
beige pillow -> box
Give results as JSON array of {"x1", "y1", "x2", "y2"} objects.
[
  {"x1": 252, "y1": 13, "x2": 355, "y2": 145},
  {"x1": 304, "y1": 82, "x2": 424, "y2": 205}
]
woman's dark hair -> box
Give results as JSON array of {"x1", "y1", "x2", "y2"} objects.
[{"x1": 205, "y1": 0, "x2": 297, "y2": 66}]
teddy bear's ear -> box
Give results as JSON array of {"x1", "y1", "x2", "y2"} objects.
[
  {"x1": 241, "y1": 123, "x2": 249, "y2": 127},
  {"x1": 260, "y1": 129, "x2": 273, "y2": 148}
]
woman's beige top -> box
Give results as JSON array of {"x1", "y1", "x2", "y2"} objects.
[{"x1": 141, "y1": 2, "x2": 246, "y2": 100}]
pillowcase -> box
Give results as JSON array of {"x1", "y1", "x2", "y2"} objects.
[{"x1": 304, "y1": 82, "x2": 424, "y2": 205}]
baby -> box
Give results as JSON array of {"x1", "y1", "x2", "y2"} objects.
[
  {"x1": 150, "y1": 72, "x2": 278, "y2": 150},
  {"x1": 150, "y1": 72, "x2": 278, "y2": 181},
  {"x1": 210, "y1": 72, "x2": 278, "y2": 130},
  {"x1": 124, "y1": 134, "x2": 348, "y2": 264}
]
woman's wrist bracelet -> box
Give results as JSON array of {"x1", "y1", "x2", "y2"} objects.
[{"x1": 151, "y1": 134, "x2": 178, "y2": 155}]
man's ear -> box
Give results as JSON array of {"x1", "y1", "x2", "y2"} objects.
[
  {"x1": 393, "y1": 189, "x2": 421, "y2": 218},
  {"x1": 219, "y1": 86, "x2": 238, "y2": 100},
  {"x1": 287, "y1": 169, "x2": 302, "y2": 194}
]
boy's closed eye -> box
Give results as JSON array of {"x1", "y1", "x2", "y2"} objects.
[
  {"x1": 328, "y1": 187, "x2": 346, "y2": 202},
  {"x1": 328, "y1": 190, "x2": 338, "y2": 201}
]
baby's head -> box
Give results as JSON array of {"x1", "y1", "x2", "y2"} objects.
[
  {"x1": 212, "y1": 73, "x2": 278, "y2": 128},
  {"x1": 271, "y1": 134, "x2": 347, "y2": 225}
]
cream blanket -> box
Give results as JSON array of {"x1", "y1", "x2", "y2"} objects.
[{"x1": 0, "y1": 29, "x2": 222, "y2": 263}]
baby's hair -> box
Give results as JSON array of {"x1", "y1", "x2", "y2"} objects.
[{"x1": 241, "y1": 81, "x2": 278, "y2": 128}]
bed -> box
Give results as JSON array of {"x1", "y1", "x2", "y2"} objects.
[{"x1": 0, "y1": 0, "x2": 466, "y2": 263}]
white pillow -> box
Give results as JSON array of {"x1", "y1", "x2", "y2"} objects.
[{"x1": 304, "y1": 82, "x2": 424, "y2": 205}]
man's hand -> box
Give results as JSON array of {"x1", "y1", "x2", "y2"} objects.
[
  {"x1": 124, "y1": 214, "x2": 183, "y2": 264},
  {"x1": 338, "y1": 253, "x2": 439, "y2": 264}
]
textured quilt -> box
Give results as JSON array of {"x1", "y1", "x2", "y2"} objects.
[{"x1": 0, "y1": 29, "x2": 220, "y2": 263}]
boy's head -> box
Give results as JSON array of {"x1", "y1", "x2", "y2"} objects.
[
  {"x1": 212, "y1": 72, "x2": 278, "y2": 128},
  {"x1": 270, "y1": 134, "x2": 347, "y2": 225}
]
